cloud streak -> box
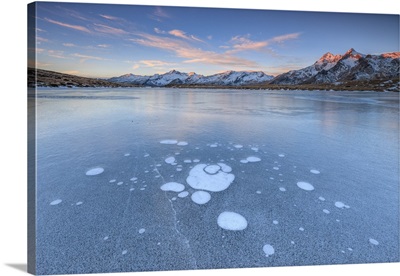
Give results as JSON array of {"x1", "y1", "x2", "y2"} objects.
[
  {"x1": 44, "y1": 18, "x2": 91, "y2": 33},
  {"x1": 168, "y1": 29, "x2": 204, "y2": 42},
  {"x1": 93, "y1": 23, "x2": 128, "y2": 35},
  {"x1": 130, "y1": 33, "x2": 258, "y2": 68}
]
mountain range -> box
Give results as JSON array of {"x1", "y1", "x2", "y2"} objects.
[{"x1": 107, "y1": 48, "x2": 399, "y2": 88}]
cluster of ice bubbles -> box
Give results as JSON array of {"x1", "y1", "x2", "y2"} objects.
[{"x1": 49, "y1": 139, "x2": 381, "y2": 260}]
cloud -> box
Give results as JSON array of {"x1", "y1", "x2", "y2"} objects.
[
  {"x1": 207, "y1": 35, "x2": 213, "y2": 40},
  {"x1": 44, "y1": 18, "x2": 91, "y2": 33},
  {"x1": 93, "y1": 23, "x2": 128, "y2": 35},
  {"x1": 36, "y1": 37, "x2": 48, "y2": 43},
  {"x1": 97, "y1": 44, "x2": 110, "y2": 48},
  {"x1": 140, "y1": 60, "x2": 175, "y2": 67},
  {"x1": 63, "y1": 43, "x2": 76, "y2": 47},
  {"x1": 226, "y1": 32, "x2": 301, "y2": 54},
  {"x1": 168, "y1": 29, "x2": 204, "y2": 42},
  {"x1": 149, "y1": 7, "x2": 171, "y2": 22},
  {"x1": 129, "y1": 33, "x2": 258, "y2": 68},
  {"x1": 154, "y1": 27, "x2": 166, "y2": 34},
  {"x1": 99, "y1": 14, "x2": 120, "y2": 20},
  {"x1": 47, "y1": 50, "x2": 68, "y2": 59},
  {"x1": 62, "y1": 70, "x2": 80, "y2": 75},
  {"x1": 71, "y1": 53, "x2": 106, "y2": 62},
  {"x1": 269, "y1": 33, "x2": 301, "y2": 43}
]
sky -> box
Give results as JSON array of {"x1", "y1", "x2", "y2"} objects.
[{"x1": 29, "y1": 2, "x2": 399, "y2": 78}]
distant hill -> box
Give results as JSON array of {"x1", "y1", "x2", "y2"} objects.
[{"x1": 28, "y1": 68, "x2": 135, "y2": 88}]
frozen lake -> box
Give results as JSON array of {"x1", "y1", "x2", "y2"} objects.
[{"x1": 31, "y1": 88, "x2": 399, "y2": 274}]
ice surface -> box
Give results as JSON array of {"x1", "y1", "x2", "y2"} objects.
[
  {"x1": 247, "y1": 156, "x2": 261, "y2": 162},
  {"x1": 178, "y1": 191, "x2": 189, "y2": 198},
  {"x1": 186, "y1": 164, "x2": 235, "y2": 192},
  {"x1": 165, "y1": 156, "x2": 176, "y2": 164},
  {"x1": 85, "y1": 167, "x2": 104, "y2": 176},
  {"x1": 177, "y1": 141, "x2": 188, "y2": 146},
  {"x1": 160, "y1": 140, "x2": 178, "y2": 144},
  {"x1": 50, "y1": 199, "x2": 62, "y2": 205},
  {"x1": 191, "y1": 191, "x2": 211, "y2": 205},
  {"x1": 160, "y1": 182, "x2": 185, "y2": 192},
  {"x1": 263, "y1": 244, "x2": 275, "y2": 257},
  {"x1": 335, "y1": 201, "x2": 350, "y2": 209},
  {"x1": 217, "y1": 211, "x2": 248, "y2": 231},
  {"x1": 310, "y1": 169, "x2": 320, "y2": 174},
  {"x1": 296, "y1": 181, "x2": 314, "y2": 191},
  {"x1": 369, "y1": 238, "x2": 379, "y2": 245}
]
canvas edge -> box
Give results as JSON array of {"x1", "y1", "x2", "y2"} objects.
[{"x1": 27, "y1": 2, "x2": 37, "y2": 275}]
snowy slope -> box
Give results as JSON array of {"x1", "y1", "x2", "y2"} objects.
[
  {"x1": 108, "y1": 70, "x2": 274, "y2": 86},
  {"x1": 272, "y1": 48, "x2": 399, "y2": 85}
]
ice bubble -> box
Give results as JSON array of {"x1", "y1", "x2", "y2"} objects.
[
  {"x1": 240, "y1": 159, "x2": 249, "y2": 164},
  {"x1": 191, "y1": 191, "x2": 211, "y2": 205},
  {"x1": 117, "y1": 182, "x2": 123, "y2": 185},
  {"x1": 140, "y1": 188, "x2": 145, "y2": 191},
  {"x1": 318, "y1": 196, "x2": 326, "y2": 201},
  {"x1": 184, "y1": 159, "x2": 192, "y2": 163},
  {"x1": 335, "y1": 201, "x2": 350, "y2": 209},
  {"x1": 273, "y1": 167, "x2": 279, "y2": 170},
  {"x1": 204, "y1": 164, "x2": 221, "y2": 174},
  {"x1": 160, "y1": 182, "x2": 185, "y2": 192},
  {"x1": 171, "y1": 197, "x2": 177, "y2": 200},
  {"x1": 124, "y1": 153, "x2": 130, "y2": 157},
  {"x1": 109, "y1": 179, "x2": 116, "y2": 183},
  {"x1": 144, "y1": 154, "x2": 149, "y2": 157},
  {"x1": 256, "y1": 191, "x2": 261, "y2": 194},
  {"x1": 279, "y1": 187, "x2": 286, "y2": 192},
  {"x1": 186, "y1": 164, "x2": 235, "y2": 192},
  {"x1": 50, "y1": 199, "x2": 62, "y2": 205},
  {"x1": 247, "y1": 156, "x2": 261, "y2": 162},
  {"x1": 122, "y1": 250, "x2": 128, "y2": 255},
  {"x1": 278, "y1": 154, "x2": 285, "y2": 157},
  {"x1": 217, "y1": 211, "x2": 248, "y2": 231},
  {"x1": 369, "y1": 238, "x2": 379, "y2": 245},
  {"x1": 160, "y1": 140, "x2": 178, "y2": 144},
  {"x1": 263, "y1": 244, "x2": 275, "y2": 257},
  {"x1": 251, "y1": 147, "x2": 259, "y2": 151},
  {"x1": 129, "y1": 188, "x2": 135, "y2": 191},
  {"x1": 210, "y1": 144, "x2": 218, "y2": 148},
  {"x1": 234, "y1": 144, "x2": 243, "y2": 149},
  {"x1": 299, "y1": 227, "x2": 305, "y2": 231},
  {"x1": 103, "y1": 236, "x2": 109, "y2": 241},
  {"x1": 348, "y1": 248, "x2": 353, "y2": 251},
  {"x1": 218, "y1": 163, "x2": 232, "y2": 173},
  {"x1": 323, "y1": 209, "x2": 330, "y2": 214},
  {"x1": 291, "y1": 241, "x2": 295, "y2": 245},
  {"x1": 177, "y1": 141, "x2": 188, "y2": 146},
  {"x1": 85, "y1": 167, "x2": 104, "y2": 176},
  {"x1": 76, "y1": 202, "x2": 83, "y2": 206},
  {"x1": 139, "y1": 228, "x2": 145, "y2": 234},
  {"x1": 273, "y1": 220, "x2": 278, "y2": 225},
  {"x1": 165, "y1": 156, "x2": 176, "y2": 164},
  {"x1": 178, "y1": 191, "x2": 189, "y2": 198},
  {"x1": 176, "y1": 168, "x2": 182, "y2": 172},
  {"x1": 193, "y1": 159, "x2": 200, "y2": 163},
  {"x1": 297, "y1": 181, "x2": 314, "y2": 191},
  {"x1": 310, "y1": 169, "x2": 320, "y2": 174}
]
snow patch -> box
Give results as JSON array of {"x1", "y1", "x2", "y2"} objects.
[
  {"x1": 160, "y1": 140, "x2": 178, "y2": 144},
  {"x1": 247, "y1": 156, "x2": 261, "y2": 162},
  {"x1": 160, "y1": 182, "x2": 185, "y2": 192},
  {"x1": 335, "y1": 201, "x2": 350, "y2": 209},
  {"x1": 86, "y1": 167, "x2": 104, "y2": 176},
  {"x1": 263, "y1": 244, "x2": 275, "y2": 257},
  {"x1": 50, "y1": 199, "x2": 62, "y2": 205},
  {"x1": 310, "y1": 169, "x2": 320, "y2": 174},
  {"x1": 186, "y1": 164, "x2": 235, "y2": 192},
  {"x1": 217, "y1": 211, "x2": 248, "y2": 231},
  {"x1": 297, "y1": 181, "x2": 314, "y2": 191},
  {"x1": 369, "y1": 238, "x2": 379, "y2": 245},
  {"x1": 191, "y1": 191, "x2": 211, "y2": 205},
  {"x1": 177, "y1": 141, "x2": 188, "y2": 146}
]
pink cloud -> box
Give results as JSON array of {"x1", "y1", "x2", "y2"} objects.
[
  {"x1": 168, "y1": 29, "x2": 204, "y2": 42},
  {"x1": 44, "y1": 18, "x2": 91, "y2": 33},
  {"x1": 93, "y1": 23, "x2": 128, "y2": 35}
]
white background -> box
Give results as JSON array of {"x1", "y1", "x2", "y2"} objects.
[{"x1": 1, "y1": 1, "x2": 399, "y2": 276}]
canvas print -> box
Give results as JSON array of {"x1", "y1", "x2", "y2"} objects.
[{"x1": 27, "y1": 2, "x2": 399, "y2": 275}]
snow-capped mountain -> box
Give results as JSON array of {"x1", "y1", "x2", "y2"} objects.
[
  {"x1": 271, "y1": 48, "x2": 399, "y2": 85},
  {"x1": 108, "y1": 70, "x2": 274, "y2": 86}
]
